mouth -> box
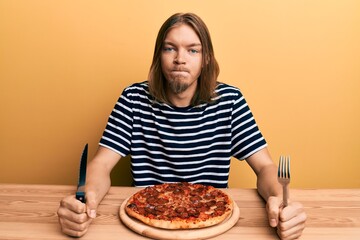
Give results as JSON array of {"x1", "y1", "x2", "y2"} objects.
[
  {"x1": 170, "y1": 71, "x2": 189, "y2": 78},
  {"x1": 172, "y1": 68, "x2": 189, "y2": 73}
]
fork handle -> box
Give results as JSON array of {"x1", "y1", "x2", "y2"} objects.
[{"x1": 283, "y1": 185, "x2": 289, "y2": 207}]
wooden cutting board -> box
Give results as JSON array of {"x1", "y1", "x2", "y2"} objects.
[{"x1": 119, "y1": 198, "x2": 240, "y2": 240}]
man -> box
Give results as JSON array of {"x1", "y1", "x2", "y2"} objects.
[{"x1": 57, "y1": 13, "x2": 306, "y2": 239}]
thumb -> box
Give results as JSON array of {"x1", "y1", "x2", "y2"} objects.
[
  {"x1": 85, "y1": 191, "x2": 98, "y2": 219},
  {"x1": 266, "y1": 196, "x2": 282, "y2": 227}
]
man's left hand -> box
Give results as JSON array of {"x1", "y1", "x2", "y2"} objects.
[{"x1": 266, "y1": 196, "x2": 307, "y2": 240}]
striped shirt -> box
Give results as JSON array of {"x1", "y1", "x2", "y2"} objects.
[{"x1": 99, "y1": 81, "x2": 267, "y2": 188}]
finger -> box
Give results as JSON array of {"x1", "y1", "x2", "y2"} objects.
[
  {"x1": 266, "y1": 196, "x2": 282, "y2": 227},
  {"x1": 59, "y1": 216, "x2": 92, "y2": 232},
  {"x1": 57, "y1": 206, "x2": 89, "y2": 224},
  {"x1": 60, "y1": 224, "x2": 89, "y2": 238},
  {"x1": 279, "y1": 211, "x2": 307, "y2": 231},
  {"x1": 280, "y1": 202, "x2": 305, "y2": 222},
  {"x1": 60, "y1": 195, "x2": 86, "y2": 214},
  {"x1": 277, "y1": 222, "x2": 305, "y2": 240},
  {"x1": 85, "y1": 191, "x2": 98, "y2": 219}
]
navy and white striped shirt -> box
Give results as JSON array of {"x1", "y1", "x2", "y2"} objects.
[{"x1": 99, "y1": 81, "x2": 267, "y2": 188}]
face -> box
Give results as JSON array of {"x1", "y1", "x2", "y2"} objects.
[{"x1": 161, "y1": 24, "x2": 203, "y2": 97}]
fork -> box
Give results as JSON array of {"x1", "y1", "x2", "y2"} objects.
[{"x1": 278, "y1": 156, "x2": 291, "y2": 207}]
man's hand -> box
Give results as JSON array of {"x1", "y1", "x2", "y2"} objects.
[
  {"x1": 57, "y1": 191, "x2": 98, "y2": 237},
  {"x1": 267, "y1": 196, "x2": 307, "y2": 240}
]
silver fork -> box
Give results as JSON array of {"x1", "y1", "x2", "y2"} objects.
[{"x1": 278, "y1": 156, "x2": 291, "y2": 207}]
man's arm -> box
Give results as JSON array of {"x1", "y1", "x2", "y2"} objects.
[
  {"x1": 85, "y1": 146, "x2": 122, "y2": 217},
  {"x1": 246, "y1": 147, "x2": 306, "y2": 240},
  {"x1": 57, "y1": 146, "x2": 121, "y2": 237},
  {"x1": 245, "y1": 147, "x2": 282, "y2": 200}
]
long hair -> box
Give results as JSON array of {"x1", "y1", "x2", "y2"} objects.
[{"x1": 148, "y1": 13, "x2": 220, "y2": 106}]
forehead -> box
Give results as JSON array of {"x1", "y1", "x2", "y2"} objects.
[{"x1": 164, "y1": 24, "x2": 201, "y2": 44}]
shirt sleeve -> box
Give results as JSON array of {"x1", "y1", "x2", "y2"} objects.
[
  {"x1": 231, "y1": 89, "x2": 267, "y2": 160},
  {"x1": 99, "y1": 87, "x2": 134, "y2": 157}
]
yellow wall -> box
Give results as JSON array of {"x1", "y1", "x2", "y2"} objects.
[{"x1": 1, "y1": 0, "x2": 359, "y2": 188}]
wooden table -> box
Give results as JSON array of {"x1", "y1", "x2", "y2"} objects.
[{"x1": 0, "y1": 184, "x2": 359, "y2": 239}]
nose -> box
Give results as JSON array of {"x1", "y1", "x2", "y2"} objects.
[{"x1": 174, "y1": 49, "x2": 186, "y2": 64}]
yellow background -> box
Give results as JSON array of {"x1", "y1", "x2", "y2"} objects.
[{"x1": 1, "y1": 0, "x2": 359, "y2": 188}]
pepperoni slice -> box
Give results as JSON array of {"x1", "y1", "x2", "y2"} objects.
[
  {"x1": 190, "y1": 195, "x2": 202, "y2": 202},
  {"x1": 204, "y1": 193, "x2": 215, "y2": 200},
  {"x1": 188, "y1": 208, "x2": 200, "y2": 217},
  {"x1": 206, "y1": 200, "x2": 216, "y2": 207},
  {"x1": 146, "y1": 196, "x2": 157, "y2": 204}
]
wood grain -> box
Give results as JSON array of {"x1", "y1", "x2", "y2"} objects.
[{"x1": 1, "y1": 184, "x2": 360, "y2": 239}]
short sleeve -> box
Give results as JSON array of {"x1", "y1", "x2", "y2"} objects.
[
  {"x1": 99, "y1": 88, "x2": 134, "y2": 157},
  {"x1": 231, "y1": 90, "x2": 267, "y2": 160}
]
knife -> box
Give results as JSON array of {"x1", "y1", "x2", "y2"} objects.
[{"x1": 75, "y1": 143, "x2": 88, "y2": 203}]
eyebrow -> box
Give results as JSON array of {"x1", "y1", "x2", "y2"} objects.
[{"x1": 163, "y1": 41, "x2": 202, "y2": 47}]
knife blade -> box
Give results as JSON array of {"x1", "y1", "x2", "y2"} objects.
[{"x1": 76, "y1": 143, "x2": 88, "y2": 203}]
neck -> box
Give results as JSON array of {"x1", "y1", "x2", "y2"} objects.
[{"x1": 168, "y1": 91, "x2": 193, "y2": 107}]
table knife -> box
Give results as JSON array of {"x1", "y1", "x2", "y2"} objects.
[{"x1": 75, "y1": 143, "x2": 88, "y2": 203}]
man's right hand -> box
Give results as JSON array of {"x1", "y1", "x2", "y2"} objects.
[{"x1": 57, "y1": 192, "x2": 98, "y2": 237}]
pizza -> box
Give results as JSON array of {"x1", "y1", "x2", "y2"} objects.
[{"x1": 125, "y1": 182, "x2": 233, "y2": 229}]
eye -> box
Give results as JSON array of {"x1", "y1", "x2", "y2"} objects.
[
  {"x1": 189, "y1": 49, "x2": 199, "y2": 54},
  {"x1": 163, "y1": 47, "x2": 175, "y2": 52}
]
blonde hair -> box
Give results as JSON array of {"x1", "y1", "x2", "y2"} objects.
[{"x1": 148, "y1": 13, "x2": 220, "y2": 106}]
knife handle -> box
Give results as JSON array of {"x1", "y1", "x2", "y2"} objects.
[{"x1": 76, "y1": 192, "x2": 86, "y2": 203}]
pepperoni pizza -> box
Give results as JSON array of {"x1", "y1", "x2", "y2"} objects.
[{"x1": 125, "y1": 182, "x2": 233, "y2": 229}]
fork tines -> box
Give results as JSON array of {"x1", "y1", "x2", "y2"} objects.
[
  {"x1": 278, "y1": 156, "x2": 291, "y2": 179},
  {"x1": 278, "y1": 155, "x2": 291, "y2": 207}
]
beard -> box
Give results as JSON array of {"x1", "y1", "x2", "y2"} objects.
[{"x1": 168, "y1": 76, "x2": 189, "y2": 94}]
